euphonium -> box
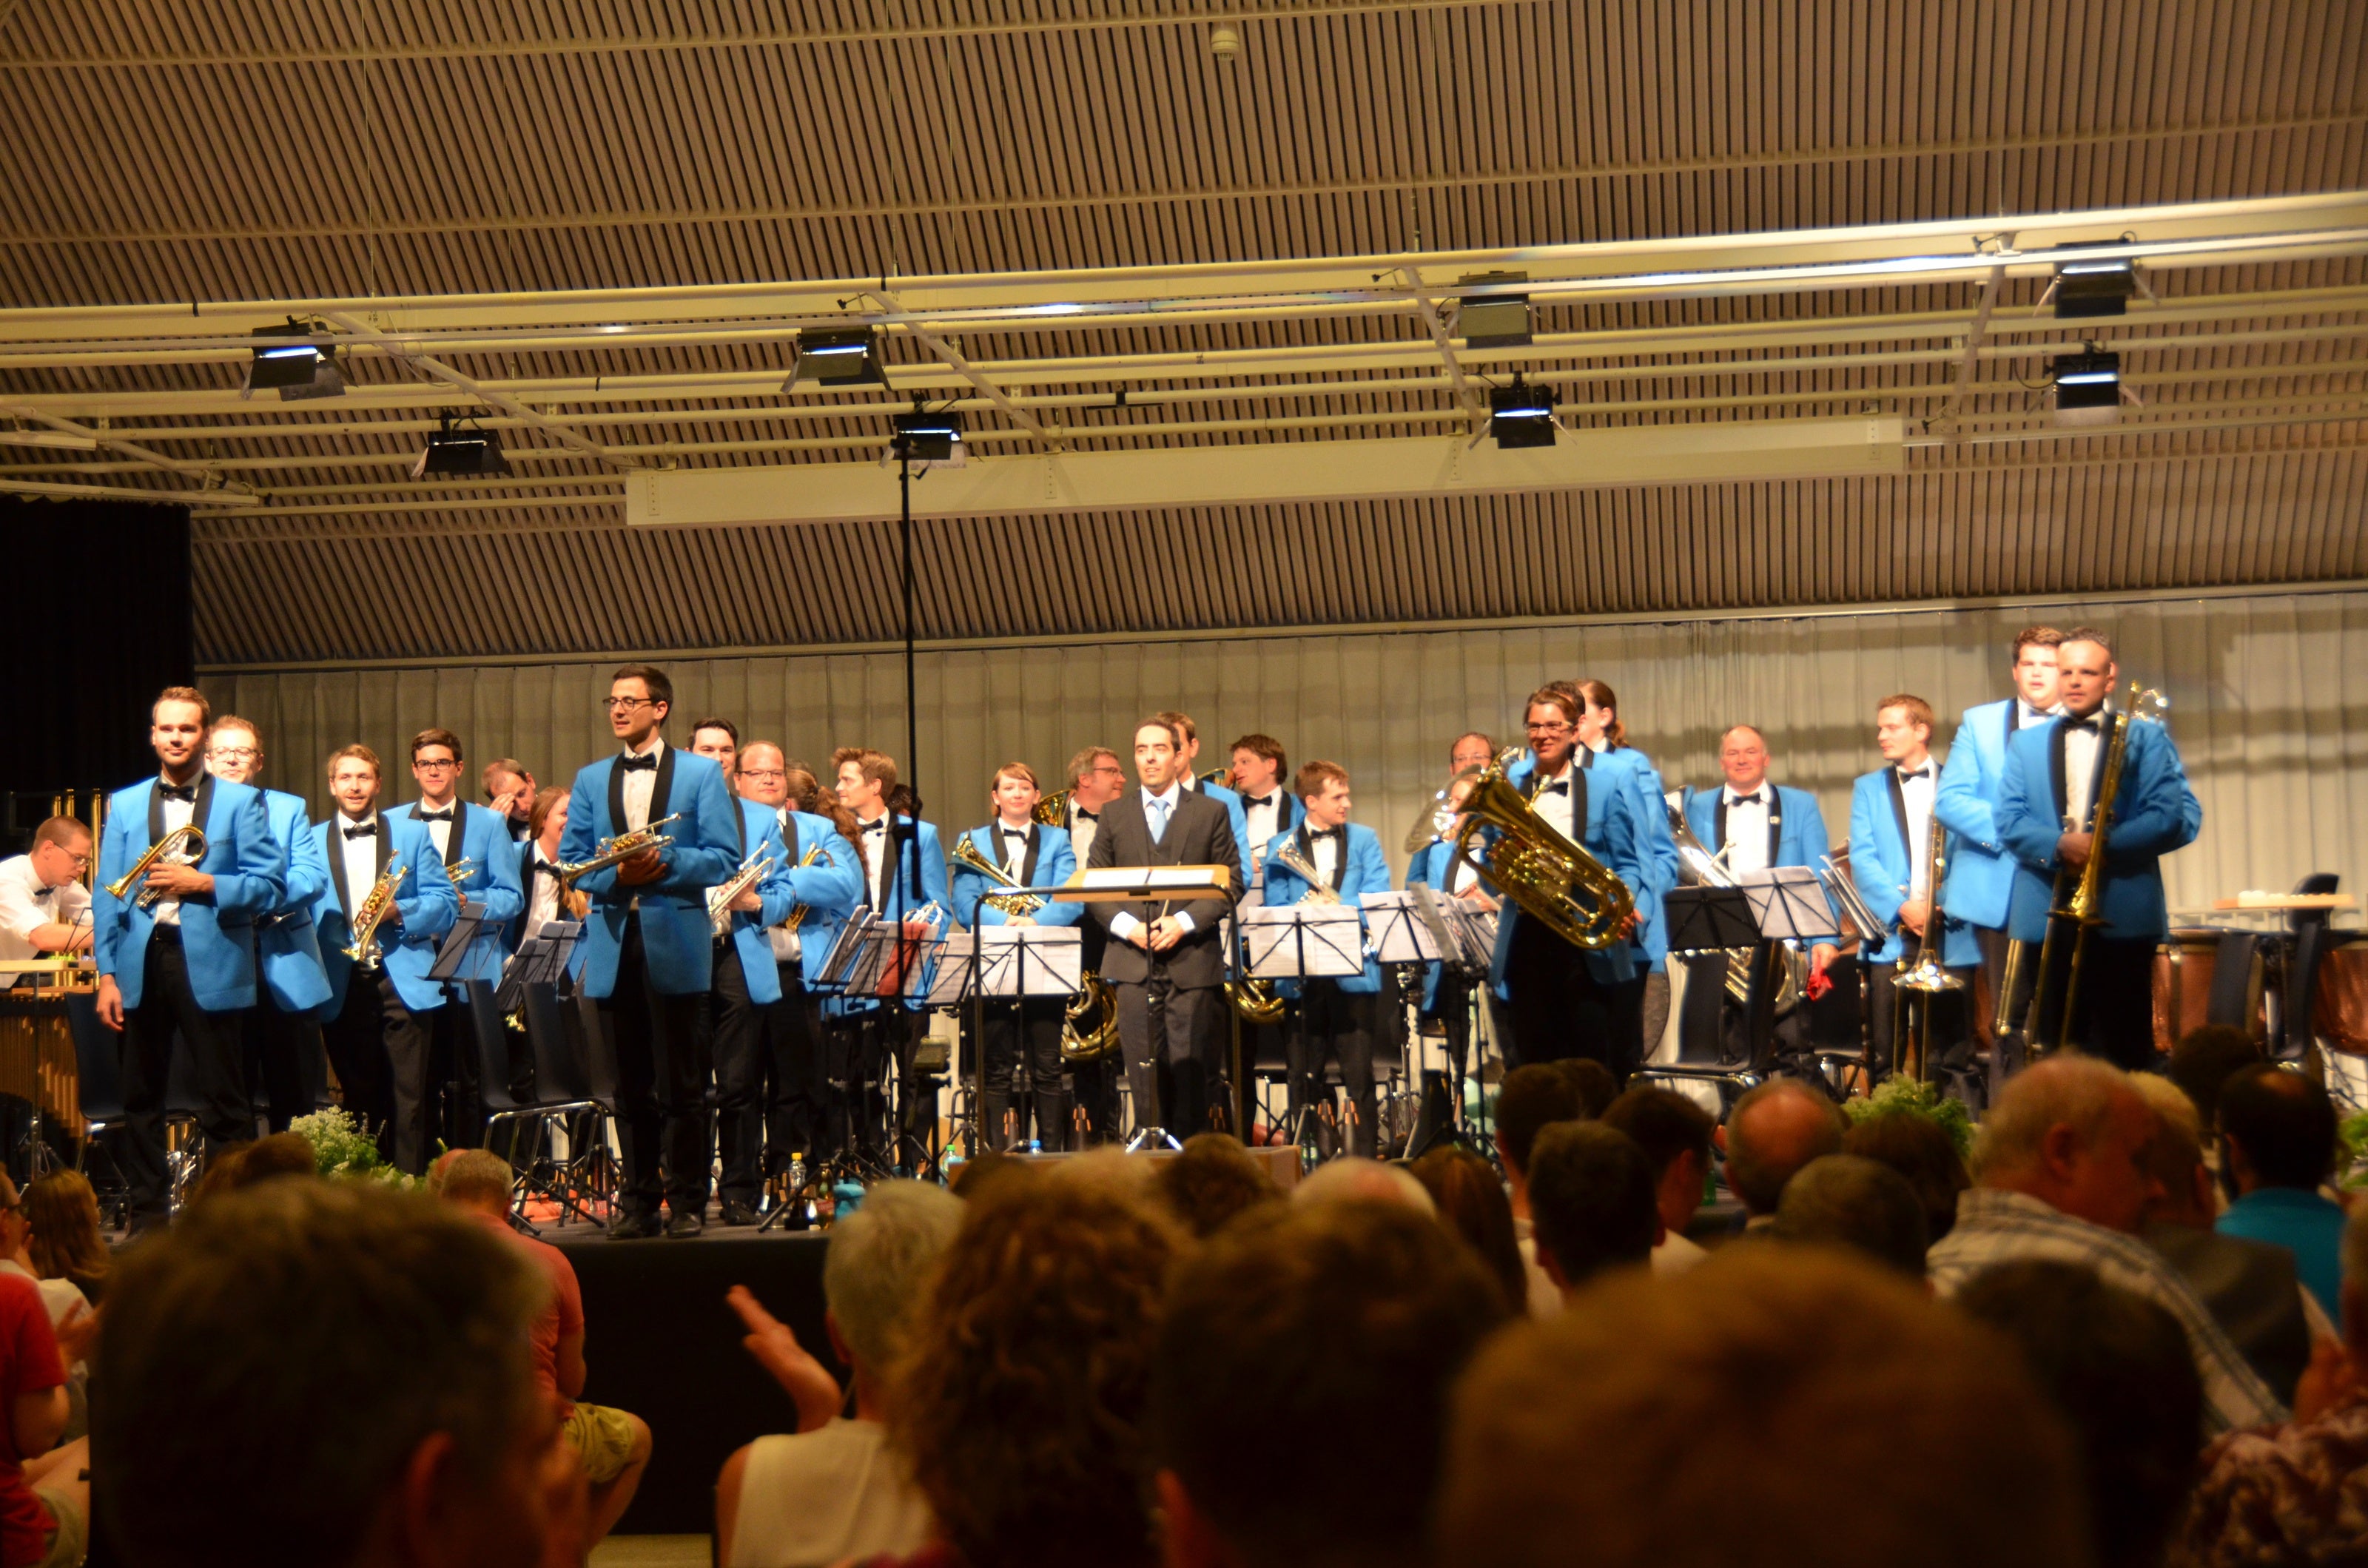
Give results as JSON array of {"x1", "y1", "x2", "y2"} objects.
[
  {"x1": 556, "y1": 812, "x2": 684, "y2": 887},
  {"x1": 708, "y1": 848, "x2": 778, "y2": 938},
  {"x1": 1225, "y1": 974, "x2": 1285, "y2": 1024},
  {"x1": 343, "y1": 858, "x2": 407, "y2": 970},
  {"x1": 105, "y1": 823, "x2": 206, "y2": 909},
  {"x1": 1266, "y1": 837, "x2": 1341, "y2": 905},
  {"x1": 948, "y1": 835, "x2": 1045, "y2": 917},
  {"x1": 1444, "y1": 750, "x2": 1632, "y2": 951},
  {"x1": 1060, "y1": 971, "x2": 1120, "y2": 1062}
]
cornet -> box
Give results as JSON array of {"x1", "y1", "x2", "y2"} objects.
[
  {"x1": 104, "y1": 824, "x2": 206, "y2": 909},
  {"x1": 556, "y1": 812, "x2": 684, "y2": 888},
  {"x1": 708, "y1": 849, "x2": 778, "y2": 938}
]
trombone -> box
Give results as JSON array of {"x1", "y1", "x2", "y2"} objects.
[{"x1": 1889, "y1": 812, "x2": 1966, "y2": 1084}]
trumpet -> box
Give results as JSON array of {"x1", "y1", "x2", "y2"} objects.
[
  {"x1": 948, "y1": 835, "x2": 1045, "y2": 917},
  {"x1": 1061, "y1": 971, "x2": 1120, "y2": 1061},
  {"x1": 104, "y1": 824, "x2": 207, "y2": 909},
  {"x1": 443, "y1": 857, "x2": 477, "y2": 888},
  {"x1": 1266, "y1": 837, "x2": 1341, "y2": 904},
  {"x1": 1440, "y1": 750, "x2": 1632, "y2": 951},
  {"x1": 343, "y1": 858, "x2": 406, "y2": 970},
  {"x1": 556, "y1": 812, "x2": 683, "y2": 888},
  {"x1": 708, "y1": 849, "x2": 778, "y2": 938}
]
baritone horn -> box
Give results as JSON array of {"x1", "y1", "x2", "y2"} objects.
[
  {"x1": 947, "y1": 835, "x2": 1046, "y2": 918},
  {"x1": 1442, "y1": 750, "x2": 1632, "y2": 950},
  {"x1": 104, "y1": 824, "x2": 206, "y2": 909}
]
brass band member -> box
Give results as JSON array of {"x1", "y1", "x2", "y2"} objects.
[
  {"x1": 1057, "y1": 745, "x2": 1128, "y2": 1144},
  {"x1": 481, "y1": 756, "x2": 539, "y2": 843},
  {"x1": 1405, "y1": 732, "x2": 1500, "y2": 1090},
  {"x1": 1086, "y1": 719, "x2": 1244, "y2": 1140},
  {"x1": 92, "y1": 687, "x2": 287, "y2": 1228},
  {"x1": 514, "y1": 787, "x2": 588, "y2": 979},
  {"x1": 0, "y1": 817, "x2": 92, "y2": 986},
  {"x1": 1261, "y1": 761, "x2": 1390, "y2": 1157},
  {"x1": 1996, "y1": 629, "x2": 2200, "y2": 1069},
  {"x1": 830, "y1": 747, "x2": 949, "y2": 1160},
  {"x1": 1569, "y1": 679, "x2": 1681, "y2": 1080},
  {"x1": 1227, "y1": 733, "x2": 1299, "y2": 876}
]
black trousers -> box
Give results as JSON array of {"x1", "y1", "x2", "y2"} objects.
[
  {"x1": 1866, "y1": 945, "x2": 1980, "y2": 1102},
  {"x1": 1287, "y1": 980, "x2": 1378, "y2": 1157},
  {"x1": 2030, "y1": 932, "x2": 2159, "y2": 1071},
  {"x1": 979, "y1": 997, "x2": 1067, "y2": 1151},
  {"x1": 323, "y1": 969, "x2": 434, "y2": 1175},
  {"x1": 246, "y1": 998, "x2": 322, "y2": 1134},
  {"x1": 119, "y1": 929, "x2": 252, "y2": 1225},
  {"x1": 1605, "y1": 969, "x2": 1649, "y2": 1086},
  {"x1": 598, "y1": 925, "x2": 710, "y2": 1217},
  {"x1": 822, "y1": 1008, "x2": 904, "y2": 1162},
  {"x1": 1115, "y1": 969, "x2": 1219, "y2": 1139},
  {"x1": 1504, "y1": 916, "x2": 1618, "y2": 1070},
  {"x1": 709, "y1": 947, "x2": 770, "y2": 1205},
  {"x1": 1069, "y1": 1049, "x2": 1121, "y2": 1146},
  {"x1": 763, "y1": 972, "x2": 826, "y2": 1177}
]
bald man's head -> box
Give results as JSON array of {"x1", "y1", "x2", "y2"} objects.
[{"x1": 1723, "y1": 1081, "x2": 1846, "y2": 1217}]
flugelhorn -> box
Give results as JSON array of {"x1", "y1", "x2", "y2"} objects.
[
  {"x1": 556, "y1": 812, "x2": 683, "y2": 888},
  {"x1": 948, "y1": 834, "x2": 1045, "y2": 917},
  {"x1": 708, "y1": 848, "x2": 777, "y2": 938},
  {"x1": 104, "y1": 824, "x2": 206, "y2": 909}
]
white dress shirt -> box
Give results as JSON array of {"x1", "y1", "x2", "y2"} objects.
[
  {"x1": 149, "y1": 778, "x2": 198, "y2": 929},
  {"x1": 337, "y1": 813, "x2": 380, "y2": 914},
  {"x1": 415, "y1": 804, "x2": 456, "y2": 862},
  {"x1": 523, "y1": 844, "x2": 565, "y2": 939},
  {"x1": 856, "y1": 815, "x2": 891, "y2": 906},
  {"x1": 765, "y1": 807, "x2": 804, "y2": 966},
  {"x1": 2016, "y1": 698, "x2": 2062, "y2": 732},
  {"x1": 1897, "y1": 763, "x2": 1937, "y2": 898},
  {"x1": 1067, "y1": 805, "x2": 1099, "y2": 868},
  {"x1": 0, "y1": 854, "x2": 90, "y2": 983},
  {"x1": 619, "y1": 735, "x2": 665, "y2": 832},
  {"x1": 1109, "y1": 784, "x2": 1194, "y2": 944},
  {"x1": 1305, "y1": 827, "x2": 1341, "y2": 886},
  {"x1": 1722, "y1": 788, "x2": 1774, "y2": 876},
  {"x1": 1530, "y1": 761, "x2": 1578, "y2": 844},
  {"x1": 994, "y1": 820, "x2": 1032, "y2": 878},
  {"x1": 1241, "y1": 792, "x2": 1283, "y2": 861},
  {"x1": 2062, "y1": 712, "x2": 2108, "y2": 828}
]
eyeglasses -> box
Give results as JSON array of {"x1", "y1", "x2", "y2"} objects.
[
  {"x1": 207, "y1": 746, "x2": 260, "y2": 761},
  {"x1": 601, "y1": 696, "x2": 656, "y2": 713},
  {"x1": 741, "y1": 768, "x2": 787, "y2": 781},
  {"x1": 1525, "y1": 721, "x2": 1574, "y2": 736},
  {"x1": 1090, "y1": 764, "x2": 1125, "y2": 777},
  {"x1": 414, "y1": 758, "x2": 460, "y2": 770}
]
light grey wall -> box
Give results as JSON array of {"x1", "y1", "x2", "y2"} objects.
[{"x1": 206, "y1": 588, "x2": 2368, "y2": 918}]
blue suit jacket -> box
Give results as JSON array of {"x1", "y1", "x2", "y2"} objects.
[
  {"x1": 383, "y1": 799, "x2": 525, "y2": 985},
  {"x1": 949, "y1": 823, "x2": 1084, "y2": 929},
  {"x1": 560, "y1": 748, "x2": 741, "y2": 1000},
  {"x1": 1262, "y1": 821, "x2": 1390, "y2": 995},
  {"x1": 838, "y1": 815, "x2": 951, "y2": 1014},
  {"x1": 1848, "y1": 768, "x2": 1981, "y2": 968},
  {"x1": 309, "y1": 813, "x2": 460, "y2": 1016},
  {"x1": 1487, "y1": 756, "x2": 1646, "y2": 993},
  {"x1": 254, "y1": 787, "x2": 333, "y2": 1013},
  {"x1": 1934, "y1": 699, "x2": 2034, "y2": 932},
  {"x1": 770, "y1": 810, "x2": 865, "y2": 989},
  {"x1": 710, "y1": 798, "x2": 798, "y2": 1006},
  {"x1": 94, "y1": 775, "x2": 286, "y2": 1012},
  {"x1": 1997, "y1": 713, "x2": 2200, "y2": 943},
  {"x1": 1681, "y1": 781, "x2": 1840, "y2": 939},
  {"x1": 1191, "y1": 778, "x2": 1254, "y2": 888},
  {"x1": 1592, "y1": 747, "x2": 1681, "y2": 969}
]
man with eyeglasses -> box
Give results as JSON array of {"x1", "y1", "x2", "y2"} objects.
[
  {"x1": 0, "y1": 818, "x2": 92, "y2": 989},
  {"x1": 1057, "y1": 746, "x2": 1127, "y2": 1143},
  {"x1": 386, "y1": 727, "x2": 528, "y2": 1151},
  {"x1": 559, "y1": 665, "x2": 740, "y2": 1239},
  {"x1": 204, "y1": 716, "x2": 334, "y2": 1132}
]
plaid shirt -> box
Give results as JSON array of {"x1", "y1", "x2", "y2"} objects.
[{"x1": 1928, "y1": 1189, "x2": 2287, "y2": 1435}]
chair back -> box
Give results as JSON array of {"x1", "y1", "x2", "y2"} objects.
[
  {"x1": 63, "y1": 992, "x2": 126, "y2": 1125},
  {"x1": 2281, "y1": 873, "x2": 2343, "y2": 1063},
  {"x1": 521, "y1": 983, "x2": 592, "y2": 1105},
  {"x1": 574, "y1": 989, "x2": 620, "y2": 1108},
  {"x1": 462, "y1": 981, "x2": 530, "y2": 1115}
]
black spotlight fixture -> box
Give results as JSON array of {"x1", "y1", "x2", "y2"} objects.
[
  {"x1": 2051, "y1": 349, "x2": 2122, "y2": 425},
  {"x1": 411, "y1": 412, "x2": 510, "y2": 479},
  {"x1": 785, "y1": 326, "x2": 887, "y2": 389},
  {"x1": 2051, "y1": 245, "x2": 2139, "y2": 319},
  {"x1": 243, "y1": 318, "x2": 347, "y2": 401},
  {"x1": 1488, "y1": 375, "x2": 1558, "y2": 449},
  {"x1": 890, "y1": 400, "x2": 965, "y2": 468},
  {"x1": 1457, "y1": 270, "x2": 1534, "y2": 349}
]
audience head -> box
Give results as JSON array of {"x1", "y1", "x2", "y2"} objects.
[
  {"x1": 97, "y1": 1180, "x2": 562, "y2": 1568},
  {"x1": 1842, "y1": 1111, "x2": 1971, "y2": 1243},
  {"x1": 891, "y1": 1176, "x2": 1179, "y2": 1568},
  {"x1": 1154, "y1": 1134, "x2": 1282, "y2": 1239},
  {"x1": 1956, "y1": 1260, "x2": 2204, "y2": 1568},
  {"x1": 1551, "y1": 1057, "x2": 1621, "y2": 1119},
  {"x1": 1601, "y1": 1086, "x2": 1715, "y2": 1236},
  {"x1": 1495, "y1": 1064, "x2": 1585, "y2": 1184},
  {"x1": 1408, "y1": 1147, "x2": 1530, "y2": 1313},
  {"x1": 22, "y1": 1170, "x2": 109, "y2": 1291},
  {"x1": 1524, "y1": 1123, "x2": 1659, "y2": 1293},
  {"x1": 1155, "y1": 1200, "x2": 1509, "y2": 1568},
  {"x1": 1972, "y1": 1054, "x2": 2159, "y2": 1234},
  {"x1": 1292, "y1": 1157, "x2": 1435, "y2": 1217},
  {"x1": 824, "y1": 1180, "x2": 963, "y2": 1377},
  {"x1": 2128, "y1": 1073, "x2": 2216, "y2": 1228},
  {"x1": 2168, "y1": 1024, "x2": 2264, "y2": 1138},
  {"x1": 431, "y1": 1148, "x2": 514, "y2": 1218},
  {"x1": 189, "y1": 1131, "x2": 319, "y2": 1208},
  {"x1": 2216, "y1": 1063, "x2": 2338, "y2": 1197},
  {"x1": 1768, "y1": 1155, "x2": 1929, "y2": 1278},
  {"x1": 1721, "y1": 1080, "x2": 1846, "y2": 1218},
  {"x1": 1440, "y1": 1247, "x2": 2087, "y2": 1568},
  {"x1": 948, "y1": 1148, "x2": 1034, "y2": 1204}
]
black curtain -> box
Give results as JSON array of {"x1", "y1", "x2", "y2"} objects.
[{"x1": 1, "y1": 499, "x2": 192, "y2": 803}]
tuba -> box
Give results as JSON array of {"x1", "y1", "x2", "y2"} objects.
[
  {"x1": 556, "y1": 812, "x2": 682, "y2": 888},
  {"x1": 948, "y1": 835, "x2": 1046, "y2": 918},
  {"x1": 105, "y1": 823, "x2": 207, "y2": 909},
  {"x1": 1060, "y1": 972, "x2": 1120, "y2": 1061},
  {"x1": 1441, "y1": 750, "x2": 1632, "y2": 950}
]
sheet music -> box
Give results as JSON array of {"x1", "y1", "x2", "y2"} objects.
[
  {"x1": 1242, "y1": 904, "x2": 1365, "y2": 980},
  {"x1": 977, "y1": 925, "x2": 1085, "y2": 997},
  {"x1": 1360, "y1": 889, "x2": 1442, "y2": 963}
]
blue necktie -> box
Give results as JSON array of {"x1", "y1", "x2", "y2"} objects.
[{"x1": 1147, "y1": 794, "x2": 1171, "y2": 844}]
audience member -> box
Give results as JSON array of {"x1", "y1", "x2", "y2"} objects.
[
  {"x1": 1154, "y1": 1200, "x2": 1509, "y2": 1568},
  {"x1": 435, "y1": 1149, "x2": 650, "y2": 1552},
  {"x1": 1154, "y1": 1134, "x2": 1282, "y2": 1239},
  {"x1": 2168, "y1": 1024, "x2": 2265, "y2": 1143},
  {"x1": 2215, "y1": 1064, "x2": 2348, "y2": 1319},
  {"x1": 20, "y1": 1175, "x2": 108, "y2": 1307},
  {"x1": 1495, "y1": 1064, "x2": 1587, "y2": 1314},
  {"x1": 885, "y1": 1174, "x2": 1178, "y2": 1568},
  {"x1": 0, "y1": 1177, "x2": 88, "y2": 1342},
  {"x1": 2131, "y1": 1072, "x2": 2322, "y2": 1403},
  {"x1": 0, "y1": 1259, "x2": 81, "y2": 1568},
  {"x1": 1769, "y1": 1155, "x2": 1929, "y2": 1278},
  {"x1": 1524, "y1": 1123, "x2": 1659, "y2": 1299},
  {"x1": 1927, "y1": 1055, "x2": 2284, "y2": 1433},
  {"x1": 95, "y1": 1179, "x2": 573, "y2": 1568},
  {"x1": 1842, "y1": 1111, "x2": 1971, "y2": 1242},
  {"x1": 719, "y1": 1181, "x2": 958, "y2": 1567},
  {"x1": 946, "y1": 1148, "x2": 1032, "y2": 1204},
  {"x1": 1408, "y1": 1147, "x2": 1530, "y2": 1313},
  {"x1": 1439, "y1": 1247, "x2": 2089, "y2": 1568},
  {"x1": 1291, "y1": 1157, "x2": 1434, "y2": 1215},
  {"x1": 1547, "y1": 1057, "x2": 1620, "y2": 1120},
  {"x1": 186, "y1": 1131, "x2": 317, "y2": 1209},
  {"x1": 1719, "y1": 1079, "x2": 1846, "y2": 1224},
  {"x1": 2174, "y1": 1205, "x2": 2368, "y2": 1567},
  {"x1": 1958, "y1": 1260, "x2": 2205, "y2": 1568},
  {"x1": 1601, "y1": 1087, "x2": 1714, "y2": 1272}
]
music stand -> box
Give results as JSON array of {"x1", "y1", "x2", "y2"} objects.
[
  {"x1": 974, "y1": 927, "x2": 1083, "y2": 1155},
  {"x1": 1735, "y1": 870, "x2": 1837, "y2": 1067},
  {"x1": 1245, "y1": 905, "x2": 1365, "y2": 1157},
  {"x1": 428, "y1": 899, "x2": 491, "y2": 983},
  {"x1": 1360, "y1": 891, "x2": 1441, "y2": 965},
  {"x1": 494, "y1": 921, "x2": 584, "y2": 1016},
  {"x1": 891, "y1": 918, "x2": 952, "y2": 1174}
]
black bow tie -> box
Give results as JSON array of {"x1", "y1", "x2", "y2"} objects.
[
  {"x1": 158, "y1": 782, "x2": 196, "y2": 804},
  {"x1": 1075, "y1": 808, "x2": 1097, "y2": 821},
  {"x1": 1248, "y1": 794, "x2": 1276, "y2": 810},
  {"x1": 343, "y1": 821, "x2": 377, "y2": 840},
  {"x1": 619, "y1": 753, "x2": 659, "y2": 773},
  {"x1": 1897, "y1": 767, "x2": 1931, "y2": 783},
  {"x1": 1310, "y1": 826, "x2": 1345, "y2": 842},
  {"x1": 1537, "y1": 781, "x2": 1570, "y2": 798},
  {"x1": 2065, "y1": 716, "x2": 2103, "y2": 734},
  {"x1": 861, "y1": 820, "x2": 888, "y2": 835},
  {"x1": 417, "y1": 808, "x2": 454, "y2": 823},
  {"x1": 534, "y1": 859, "x2": 562, "y2": 880},
  {"x1": 1729, "y1": 792, "x2": 1767, "y2": 807},
  {"x1": 1000, "y1": 827, "x2": 1027, "y2": 838}
]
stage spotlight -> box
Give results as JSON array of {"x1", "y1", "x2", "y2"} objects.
[
  {"x1": 2051, "y1": 349, "x2": 2122, "y2": 425},
  {"x1": 785, "y1": 326, "x2": 886, "y2": 389},
  {"x1": 1458, "y1": 271, "x2": 1534, "y2": 349},
  {"x1": 410, "y1": 413, "x2": 510, "y2": 479},
  {"x1": 889, "y1": 404, "x2": 965, "y2": 469},
  {"x1": 243, "y1": 319, "x2": 347, "y2": 401},
  {"x1": 2051, "y1": 248, "x2": 2138, "y2": 319},
  {"x1": 1489, "y1": 375, "x2": 1558, "y2": 449}
]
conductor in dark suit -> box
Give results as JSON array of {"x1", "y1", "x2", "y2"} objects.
[{"x1": 1086, "y1": 718, "x2": 1243, "y2": 1141}]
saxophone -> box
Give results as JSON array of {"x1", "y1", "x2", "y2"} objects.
[
  {"x1": 707, "y1": 849, "x2": 778, "y2": 939},
  {"x1": 343, "y1": 859, "x2": 407, "y2": 970}
]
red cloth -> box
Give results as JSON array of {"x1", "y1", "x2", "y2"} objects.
[
  {"x1": 0, "y1": 1272, "x2": 64, "y2": 1568},
  {"x1": 470, "y1": 1211, "x2": 584, "y2": 1419}
]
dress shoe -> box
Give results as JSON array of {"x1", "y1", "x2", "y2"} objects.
[
  {"x1": 717, "y1": 1199, "x2": 761, "y2": 1228},
  {"x1": 606, "y1": 1210, "x2": 662, "y2": 1241},
  {"x1": 665, "y1": 1209, "x2": 705, "y2": 1239}
]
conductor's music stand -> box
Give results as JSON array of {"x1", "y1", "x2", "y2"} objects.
[{"x1": 1244, "y1": 904, "x2": 1366, "y2": 1162}]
